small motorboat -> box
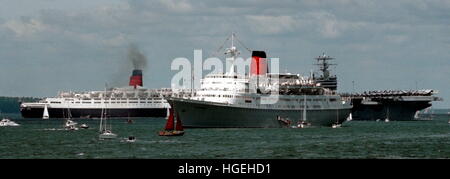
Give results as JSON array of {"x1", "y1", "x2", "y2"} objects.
[
  {"x1": 331, "y1": 123, "x2": 341, "y2": 128},
  {"x1": 0, "y1": 118, "x2": 20, "y2": 127},
  {"x1": 80, "y1": 124, "x2": 89, "y2": 129},
  {"x1": 291, "y1": 121, "x2": 310, "y2": 128},
  {"x1": 127, "y1": 119, "x2": 134, "y2": 124},
  {"x1": 67, "y1": 125, "x2": 79, "y2": 131},
  {"x1": 64, "y1": 119, "x2": 78, "y2": 130},
  {"x1": 159, "y1": 108, "x2": 184, "y2": 136},
  {"x1": 126, "y1": 136, "x2": 136, "y2": 142},
  {"x1": 276, "y1": 116, "x2": 292, "y2": 128}
]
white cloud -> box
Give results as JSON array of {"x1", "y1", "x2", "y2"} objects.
[
  {"x1": 3, "y1": 18, "x2": 48, "y2": 37},
  {"x1": 384, "y1": 35, "x2": 409, "y2": 44},
  {"x1": 308, "y1": 12, "x2": 341, "y2": 38},
  {"x1": 102, "y1": 33, "x2": 127, "y2": 47},
  {"x1": 159, "y1": 0, "x2": 193, "y2": 13},
  {"x1": 246, "y1": 15, "x2": 299, "y2": 34}
]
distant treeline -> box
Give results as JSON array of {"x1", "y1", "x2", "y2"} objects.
[{"x1": 0, "y1": 96, "x2": 41, "y2": 114}]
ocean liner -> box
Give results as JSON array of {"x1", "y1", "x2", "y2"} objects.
[
  {"x1": 168, "y1": 34, "x2": 352, "y2": 128},
  {"x1": 20, "y1": 69, "x2": 177, "y2": 118}
]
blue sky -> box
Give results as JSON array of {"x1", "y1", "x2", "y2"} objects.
[{"x1": 0, "y1": 0, "x2": 449, "y2": 108}]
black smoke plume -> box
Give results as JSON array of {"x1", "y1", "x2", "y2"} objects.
[
  {"x1": 128, "y1": 43, "x2": 147, "y2": 70},
  {"x1": 107, "y1": 43, "x2": 148, "y2": 87}
]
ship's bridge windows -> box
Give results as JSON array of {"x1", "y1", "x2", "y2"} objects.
[{"x1": 50, "y1": 101, "x2": 61, "y2": 104}]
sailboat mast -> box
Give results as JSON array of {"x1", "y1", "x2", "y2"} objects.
[
  {"x1": 302, "y1": 95, "x2": 306, "y2": 121},
  {"x1": 337, "y1": 107, "x2": 339, "y2": 123},
  {"x1": 99, "y1": 107, "x2": 104, "y2": 132},
  {"x1": 104, "y1": 103, "x2": 108, "y2": 131}
]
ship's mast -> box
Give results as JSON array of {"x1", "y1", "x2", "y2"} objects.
[
  {"x1": 224, "y1": 33, "x2": 240, "y2": 75},
  {"x1": 314, "y1": 53, "x2": 336, "y2": 79},
  {"x1": 313, "y1": 53, "x2": 338, "y2": 91}
]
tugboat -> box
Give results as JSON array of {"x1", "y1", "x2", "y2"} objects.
[{"x1": 158, "y1": 108, "x2": 184, "y2": 136}]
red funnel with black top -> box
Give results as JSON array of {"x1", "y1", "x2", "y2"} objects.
[
  {"x1": 251, "y1": 51, "x2": 268, "y2": 75},
  {"x1": 129, "y1": 69, "x2": 143, "y2": 88}
]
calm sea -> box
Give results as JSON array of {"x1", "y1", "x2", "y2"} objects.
[{"x1": 1, "y1": 115, "x2": 449, "y2": 159}]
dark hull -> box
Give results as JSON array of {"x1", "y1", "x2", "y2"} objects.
[
  {"x1": 20, "y1": 107, "x2": 168, "y2": 118},
  {"x1": 351, "y1": 99, "x2": 431, "y2": 121},
  {"x1": 169, "y1": 98, "x2": 352, "y2": 128}
]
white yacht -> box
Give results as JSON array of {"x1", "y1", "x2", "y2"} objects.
[{"x1": 0, "y1": 118, "x2": 20, "y2": 127}]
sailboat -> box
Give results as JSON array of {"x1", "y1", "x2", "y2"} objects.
[
  {"x1": 99, "y1": 95, "x2": 117, "y2": 139},
  {"x1": 42, "y1": 105, "x2": 49, "y2": 119},
  {"x1": 159, "y1": 108, "x2": 184, "y2": 136},
  {"x1": 332, "y1": 106, "x2": 341, "y2": 128},
  {"x1": 385, "y1": 107, "x2": 390, "y2": 122},
  {"x1": 346, "y1": 113, "x2": 353, "y2": 121},
  {"x1": 447, "y1": 112, "x2": 450, "y2": 124},
  {"x1": 414, "y1": 110, "x2": 420, "y2": 120},
  {"x1": 64, "y1": 107, "x2": 78, "y2": 130},
  {"x1": 295, "y1": 95, "x2": 309, "y2": 128}
]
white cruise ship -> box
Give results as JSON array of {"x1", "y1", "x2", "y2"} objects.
[
  {"x1": 20, "y1": 69, "x2": 190, "y2": 119},
  {"x1": 168, "y1": 34, "x2": 352, "y2": 128}
]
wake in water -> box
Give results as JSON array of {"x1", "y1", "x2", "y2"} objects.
[{"x1": 38, "y1": 128, "x2": 66, "y2": 131}]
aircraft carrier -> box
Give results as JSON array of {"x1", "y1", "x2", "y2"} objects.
[{"x1": 312, "y1": 53, "x2": 442, "y2": 121}]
